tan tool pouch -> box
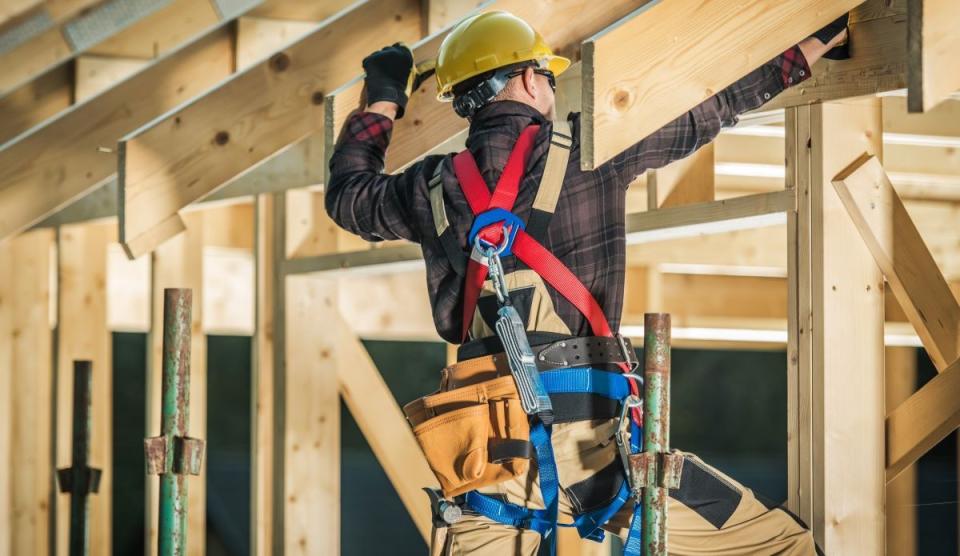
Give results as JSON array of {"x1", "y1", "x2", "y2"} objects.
[{"x1": 404, "y1": 375, "x2": 531, "y2": 497}]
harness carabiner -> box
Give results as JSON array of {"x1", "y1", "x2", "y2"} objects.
[{"x1": 616, "y1": 395, "x2": 643, "y2": 498}]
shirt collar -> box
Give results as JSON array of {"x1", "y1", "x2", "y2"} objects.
[{"x1": 466, "y1": 101, "x2": 548, "y2": 147}]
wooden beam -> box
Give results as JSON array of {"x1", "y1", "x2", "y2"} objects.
[
  {"x1": 0, "y1": 229, "x2": 55, "y2": 556},
  {"x1": 325, "y1": 0, "x2": 649, "y2": 176},
  {"x1": 146, "y1": 212, "x2": 206, "y2": 556},
  {"x1": 426, "y1": 0, "x2": 485, "y2": 33},
  {"x1": 117, "y1": 0, "x2": 418, "y2": 259},
  {"x1": 887, "y1": 357, "x2": 960, "y2": 482},
  {"x1": 332, "y1": 308, "x2": 437, "y2": 540},
  {"x1": 55, "y1": 222, "x2": 114, "y2": 556},
  {"x1": 0, "y1": 64, "x2": 72, "y2": 145},
  {"x1": 0, "y1": 26, "x2": 235, "y2": 242},
  {"x1": 832, "y1": 154, "x2": 960, "y2": 371},
  {"x1": 253, "y1": 194, "x2": 276, "y2": 556},
  {"x1": 580, "y1": 0, "x2": 859, "y2": 170},
  {"x1": 74, "y1": 55, "x2": 148, "y2": 101},
  {"x1": 885, "y1": 346, "x2": 918, "y2": 556},
  {"x1": 762, "y1": 0, "x2": 908, "y2": 111},
  {"x1": 235, "y1": 16, "x2": 317, "y2": 70},
  {"x1": 907, "y1": 0, "x2": 960, "y2": 112},
  {"x1": 84, "y1": 0, "x2": 221, "y2": 59},
  {"x1": 794, "y1": 99, "x2": 886, "y2": 552},
  {"x1": 283, "y1": 275, "x2": 340, "y2": 554},
  {"x1": 0, "y1": 0, "x2": 42, "y2": 27},
  {"x1": 647, "y1": 143, "x2": 715, "y2": 209}
]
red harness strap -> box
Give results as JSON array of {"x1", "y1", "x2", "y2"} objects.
[{"x1": 453, "y1": 126, "x2": 637, "y2": 407}]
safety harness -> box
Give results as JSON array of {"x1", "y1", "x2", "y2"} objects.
[{"x1": 427, "y1": 122, "x2": 647, "y2": 554}]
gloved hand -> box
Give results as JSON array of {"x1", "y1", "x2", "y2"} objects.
[
  {"x1": 809, "y1": 14, "x2": 850, "y2": 60},
  {"x1": 363, "y1": 43, "x2": 415, "y2": 119}
]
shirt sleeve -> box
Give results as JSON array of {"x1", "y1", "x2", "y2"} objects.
[
  {"x1": 604, "y1": 45, "x2": 811, "y2": 186},
  {"x1": 325, "y1": 112, "x2": 423, "y2": 243}
]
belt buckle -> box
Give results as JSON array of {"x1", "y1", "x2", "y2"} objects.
[{"x1": 616, "y1": 333, "x2": 639, "y2": 371}]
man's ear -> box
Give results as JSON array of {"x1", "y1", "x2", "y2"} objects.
[{"x1": 522, "y1": 66, "x2": 537, "y2": 98}]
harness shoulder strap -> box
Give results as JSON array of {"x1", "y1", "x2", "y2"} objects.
[
  {"x1": 527, "y1": 120, "x2": 572, "y2": 241},
  {"x1": 427, "y1": 159, "x2": 467, "y2": 276}
]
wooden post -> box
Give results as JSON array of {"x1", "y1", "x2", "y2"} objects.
[
  {"x1": 55, "y1": 222, "x2": 114, "y2": 556},
  {"x1": 791, "y1": 100, "x2": 885, "y2": 552},
  {"x1": 146, "y1": 213, "x2": 205, "y2": 556},
  {"x1": 0, "y1": 230, "x2": 56, "y2": 556},
  {"x1": 885, "y1": 346, "x2": 917, "y2": 556},
  {"x1": 253, "y1": 195, "x2": 276, "y2": 556}
]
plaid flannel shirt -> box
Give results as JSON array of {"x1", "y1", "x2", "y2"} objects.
[{"x1": 326, "y1": 46, "x2": 811, "y2": 344}]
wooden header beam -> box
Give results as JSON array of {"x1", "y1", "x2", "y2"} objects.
[
  {"x1": 833, "y1": 154, "x2": 960, "y2": 371},
  {"x1": 580, "y1": 0, "x2": 859, "y2": 170},
  {"x1": 116, "y1": 0, "x2": 420, "y2": 259},
  {"x1": 907, "y1": 0, "x2": 960, "y2": 113},
  {"x1": 325, "y1": 0, "x2": 649, "y2": 177}
]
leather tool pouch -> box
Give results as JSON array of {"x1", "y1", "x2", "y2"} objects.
[{"x1": 404, "y1": 375, "x2": 531, "y2": 497}]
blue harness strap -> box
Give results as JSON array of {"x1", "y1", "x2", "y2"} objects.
[{"x1": 462, "y1": 368, "x2": 645, "y2": 554}]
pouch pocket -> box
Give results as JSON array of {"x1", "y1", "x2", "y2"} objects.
[{"x1": 411, "y1": 393, "x2": 531, "y2": 497}]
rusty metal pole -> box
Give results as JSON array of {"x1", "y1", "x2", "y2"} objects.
[
  {"x1": 145, "y1": 289, "x2": 204, "y2": 556},
  {"x1": 56, "y1": 360, "x2": 102, "y2": 556},
  {"x1": 642, "y1": 313, "x2": 672, "y2": 555}
]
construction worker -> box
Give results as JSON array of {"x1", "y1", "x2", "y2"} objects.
[{"x1": 327, "y1": 10, "x2": 849, "y2": 555}]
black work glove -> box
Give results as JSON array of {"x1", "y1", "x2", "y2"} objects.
[
  {"x1": 809, "y1": 14, "x2": 850, "y2": 60},
  {"x1": 363, "y1": 43, "x2": 415, "y2": 119}
]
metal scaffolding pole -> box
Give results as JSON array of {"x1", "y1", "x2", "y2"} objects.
[
  {"x1": 56, "y1": 360, "x2": 102, "y2": 556},
  {"x1": 641, "y1": 313, "x2": 679, "y2": 556},
  {"x1": 145, "y1": 288, "x2": 205, "y2": 556}
]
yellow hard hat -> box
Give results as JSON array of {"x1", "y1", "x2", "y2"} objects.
[{"x1": 434, "y1": 11, "x2": 571, "y2": 101}]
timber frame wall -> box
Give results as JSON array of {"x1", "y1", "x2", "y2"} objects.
[{"x1": 1, "y1": 1, "x2": 960, "y2": 555}]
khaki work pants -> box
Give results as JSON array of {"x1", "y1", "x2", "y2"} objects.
[{"x1": 430, "y1": 419, "x2": 816, "y2": 556}]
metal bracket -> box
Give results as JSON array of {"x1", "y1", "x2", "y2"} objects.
[
  {"x1": 629, "y1": 451, "x2": 684, "y2": 491},
  {"x1": 144, "y1": 435, "x2": 205, "y2": 476},
  {"x1": 56, "y1": 467, "x2": 102, "y2": 494}
]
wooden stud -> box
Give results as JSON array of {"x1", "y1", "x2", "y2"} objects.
[
  {"x1": 0, "y1": 229, "x2": 55, "y2": 556},
  {"x1": 146, "y1": 212, "x2": 206, "y2": 556},
  {"x1": 283, "y1": 275, "x2": 340, "y2": 555},
  {"x1": 580, "y1": 0, "x2": 860, "y2": 170},
  {"x1": 117, "y1": 0, "x2": 419, "y2": 259},
  {"x1": 0, "y1": 27, "x2": 236, "y2": 243},
  {"x1": 795, "y1": 100, "x2": 886, "y2": 552},
  {"x1": 885, "y1": 346, "x2": 917, "y2": 556},
  {"x1": 832, "y1": 154, "x2": 960, "y2": 371},
  {"x1": 907, "y1": 0, "x2": 960, "y2": 113},
  {"x1": 886, "y1": 357, "x2": 960, "y2": 482},
  {"x1": 252, "y1": 195, "x2": 275, "y2": 556},
  {"x1": 54, "y1": 222, "x2": 114, "y2": 556},
  {"x1": 325, "y1": 0, "x2": 648, "y2": 177}
]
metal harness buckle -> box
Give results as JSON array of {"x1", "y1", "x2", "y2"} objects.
[
  {"x1": 616, "y1": 333, "x2": 640, "y2": 371},
  {"x1": 615, "y1": 388, "x2": 643, "y2": 498}
]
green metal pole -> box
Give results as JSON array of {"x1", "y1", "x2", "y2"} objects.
[
  {"x1": 642, "y1": 313, "x2": 671, "y2": 555},
  {"x1": 54, "y1": 360, "x2": 103, "y2": 556},
  {"x1": 158, "y1": 288, "x2": 192, "y2": 556}
]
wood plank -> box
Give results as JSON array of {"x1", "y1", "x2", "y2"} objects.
[
  {"x1": 145, "y1": 211, "x2": 206, "y2": 556},
  {"x1": 0, "y1": 64, "x2": 72, "y2": 145},
  {"x1": 106, "y1": 241, "x2": 151, "y2": 332},
  {"x1": 325, "y1": 0, "x2": 649, "y2": 176},
  {"x1": 800, "y1": 99, "x2": 886, "y2": 552},
  {"x1": 0, "y1": 25, "x2": 71, "y2": 93},
  {"x1": 832, "y1": 154, "x2": 960, "y2": 371},
  {"x1": 248, "y1": 0, "x2": 360, "y2": 22},
  {"x1": 283, "y1": 275, "x2": 339, "y2": 555},
  {"x1": 85, "y1": 0, "x2": 220, "y2": 59},
  {"x1": 886, "y1": 357, "x2": 960, "y2": 482},
  {"x1": 647, "y1": 143, "x2": 715, "y2": 209},
  {"x1": 0, "y1": 229, "x2": 55, "y2": 556},
  {"x1": 581, "y1": 0, "x2": 860, "y2": 170},
  {"x1": 235, "y1": 16, "x2": 317, "y2": 70},
  {"x1": 426, "y1": 0, "x2": 484, "y2": 33},
  {"x1": 0, "y1": 0, "x2": 41, "y2": 27},
  {"x1": 885, "y1": 346, "x2": 918, "y2": 556},
  {"x1": 0, "y1": 27, "x2": 235, "y2": 242},
  {"x1": 74, "y1": 55, "x2": 149, "y2": 101},
  {"x1": 252, "y1": 194, "x2": 275, "y2": 556},
  {"x1": 55, "y1": 222, "x2": 114, "y2": 556},
  {"x1": 332, "y1": 308, "x2": 437, "y2": 541},
  {"x1": 907, "y1": 0, "x2": 960, "y2": 112},
  {"x1": 117, "y1": 0, "x2": 419, "y2": 259},
  {"x1": 763, "y1": 0, "x2": 908, "y2": 110}
]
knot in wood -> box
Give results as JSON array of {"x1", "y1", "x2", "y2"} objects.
[
  {"x1": 269, "y1": 52, "x2": 291, "y2": 72},
  {"x1": 214, "y1": 131, "x2": 230, "y2": 146},
  {"x1": 311, "y1": 91, "x2": 325, "y2": 105},
  {"x1": 612, "y1": 89, "x2": 633, "y2": 112}
]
